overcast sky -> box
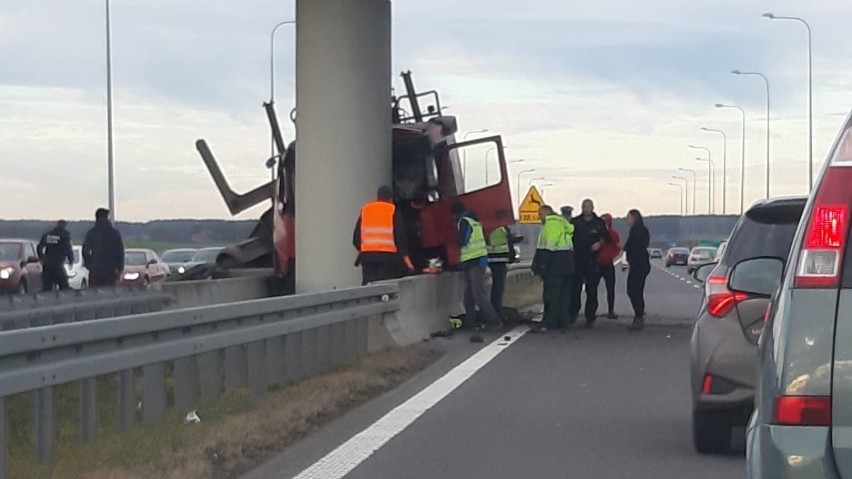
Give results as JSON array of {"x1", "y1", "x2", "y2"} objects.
[{"x1": 2, "y1": 0, "x2": 851, "y2": 221}]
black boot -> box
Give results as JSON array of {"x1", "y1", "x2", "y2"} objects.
[{"x1": 628, "y1": 315, "x2": 645, "y2": 331}]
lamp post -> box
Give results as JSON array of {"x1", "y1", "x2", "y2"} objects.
[
  {"x1": 678, "y1": 168, "x2": 697, "y2": 215},
  {"x1": 270, "y1": 20, "x2": 295, "y2": 158},
  {"x1": 105, "y1": 0, "x2": 115, "y2": 219},
  {"x1": 715, "y1": 104, "x2": 746, "y2": 214},
  {"x1": 528, "y1": 176, "x2": 545, "y2": 188},
  {"x1": 517, "y1": 168, "x2": 536, "y2": 209},
  {"x1": 700, "y1": 127, "x2": 728, "y2": 213},
  {"x1": 539, "y1": 182, "x2": 554, "y2": 197},
  {"x1": 672, "y1": 175, "x2": 689, "y2": 215},
  {"x1": 484, "y1": 146, "x2": 508, "y2": 183},
  {"x1": 732, "y1": 70, "x2": 771, "y2": 199},
  {"x1": 764, "y1": 13, "x2": 813, "y2": 192},
  {"x1": 694, "y1": 156, "x2": 714, "y2": 215},
  {"x1": 461, "y1": 129, "x2": 489, "y2": 178},
  {"x1": 689, "y1": 145, "x2": 713, "y2": 213},
  {"x1": 668, "y1": 183, "x2": 685, "y2": 215}
]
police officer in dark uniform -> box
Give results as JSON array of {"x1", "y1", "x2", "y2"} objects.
[{"x1": 37, "y1": 220, "x2": 75, "y2": 291}]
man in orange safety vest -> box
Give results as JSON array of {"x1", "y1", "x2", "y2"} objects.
[{"x1": 353, "y1": 185, "x2": 415, "y2": 285}]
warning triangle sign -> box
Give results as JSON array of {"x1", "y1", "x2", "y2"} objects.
[{"x1": 518, "y1": 186, "x2": 544, "y2": 224}]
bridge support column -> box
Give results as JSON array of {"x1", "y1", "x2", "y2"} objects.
[{"x1": 294, "y1": 0, "x2": 392, "y2": 292}]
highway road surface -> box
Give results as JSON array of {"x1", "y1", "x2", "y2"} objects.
[{"x1": 246, "y1": 261, "x2": 745, "y2": 479}]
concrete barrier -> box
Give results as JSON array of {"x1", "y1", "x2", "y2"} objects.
[
  {"x1": 158, "y1": 276, "x2": 271, "y2": 310},
  {"x1": 376, "y1": 272, "x2": 465, "y2": 347}
]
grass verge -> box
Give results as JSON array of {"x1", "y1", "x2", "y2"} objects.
[{"x1": 9, "y1": 344, "x2": 438, "y2": 479}]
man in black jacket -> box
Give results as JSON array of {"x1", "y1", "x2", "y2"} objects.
[
  {"x1": 37, "y1": 220, "x2": 75, "y2": 291},
  {"x1": 570, "y1": 199, "x2": 612, "y2": 327},
  {"x1": 83, "y1": 208, "x2": 125, "y2": 288}
]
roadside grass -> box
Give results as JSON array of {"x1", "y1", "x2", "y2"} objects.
[
  {"x1": 8, "y1": 344, "x2": 438, "y2": 479},
  {"x1": 123, "y1": 240, "x2": 206, "y2": 253}
]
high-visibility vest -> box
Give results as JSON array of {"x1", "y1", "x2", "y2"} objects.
[
  {"x1": 487, "y1": 226, "x2": 511, "y2": 262},
  {"x1": 359, "y1": 201, "x2": 397, "y2": 253},
  {"x1": 537, "y1": 215, "x2": 574, "y2": 251},
  {"x1": 459, "y1": 217, "x2": 488, "y2": 262}
]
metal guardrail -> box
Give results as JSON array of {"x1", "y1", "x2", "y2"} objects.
[
  {"x1": 0, "y1": 283, "x2": 398, "y2": 477},
  {"x1": 0, "y1": 287, "x2": 171, "y2": 331}
]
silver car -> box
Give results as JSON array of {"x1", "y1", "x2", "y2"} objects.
[
  {"x1": 747, "y1": 114, "x2": 852, "y2": 476},
  {"x1": 687, "y1": 246, "x2": 717, "y2": 274}
]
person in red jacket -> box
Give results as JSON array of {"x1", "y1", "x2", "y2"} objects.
[{"x1": 597, "y1": 213, "x2": 621, "y2": 319}]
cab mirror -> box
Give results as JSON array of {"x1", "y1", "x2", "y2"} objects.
[
  {"x1": 693, "y1": 263, "x2": 716, "y2": 284},
  {"x1": 729, "y1": 257, "x2": 784, "y2": 298}
]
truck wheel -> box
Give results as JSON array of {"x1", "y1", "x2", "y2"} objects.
[{"x1": 693, "y1": 409, "x2": 733, "y2": 454}]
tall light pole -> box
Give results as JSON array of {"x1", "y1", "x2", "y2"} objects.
[
  {"x1": 764, "y1": 13, "x2": 813, "y2": 192},
  {"x1": 668, "y1": 183, "x2": 685, "y2": 215},
  {"x1": 528, "y1": 176, "x2": 545, "y2": 188},
  {"x1": 461, "y1": 129, "x2": 489, "y2": 178},
  {"x1": 700, "y1": 127, "x2": 728, "y2": 214},
  {"x1": 694, "y1": 156, "x2": 714, "y2": 215},
  {"x1": 517, "y1": 168, "x2": 536, "y2": 209},
  {"x1": 716, "y1": 104, "x2": 747, "y2": 214},
  {"x1": 672, "y1": 175, "x2": 689, "y2": 215},
  {"x1": 733, "y1": 70, "x2": 771, "y2": 199},
  {"x1": 270, "y1": 20, "x2": 295, "y2": 158},
  {"x1": 539, "y1": 182, "x2": 554, "y2": 197},
  {"x1": 678, "y1": 168, "x2": 697, "y2": 215},
  {"x1": 105, "y1": 0, "x2": 115, "y2": 220},
  {"x1": 484, "y1": 146, "x2": 508, "y2": 183},
  {"x1": 689, "y1": 145, "x2": 713, "y2": 213}
]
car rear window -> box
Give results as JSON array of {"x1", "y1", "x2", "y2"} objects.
[{"x1": 721, "y1": 202, "x2": 804, "y2": 268}]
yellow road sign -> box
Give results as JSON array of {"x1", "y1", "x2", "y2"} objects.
[{"x1": 518, "y1": 186, "x2": 544, "y2": 224}]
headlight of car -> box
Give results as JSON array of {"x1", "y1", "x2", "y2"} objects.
[
  {"x1": 0, "y1": 267, "x2": 13, "y2": 280},
  {"x1": 178, "y1": 266, "x2": 185, "y2": 274},
  {"x1": 123, "y1": 272, "x2": 140, "y2": 281}
]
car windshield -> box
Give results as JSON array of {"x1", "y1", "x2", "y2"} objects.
[
  {"x1": 125, "y1": 252, "x2": 148, "y2": 266},
  {"x1": 692, "y1": 248, "x2": 716, "y2": 257},
  {"x1": 162, "y1": 250, "x2": 197, "y2": 263},
  {"x1": 0, "y1": 243, "x2": 22, "y2": 262},
  {"x1": 721, "y1": 202, "x2": 805, "y2": 268},
  {"x1": 192, "y1": 248, "x2": 221, "y2": 263}
]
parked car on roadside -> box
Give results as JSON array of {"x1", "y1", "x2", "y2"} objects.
[
  {"x1": 649, "y1": 248, "x2": 663, "y2": 259},
  {"x1": 687, "y1": 246, "x2": 717, "y2": 274},
  {"x1": 689, "y1": 196, "x2": 806, "y2": 454},
  {"x1": 747, "y1": 118, "x2": 852, "y2": 477},
  {"x1": 169, "y1": 247, "x2": 224, "y2": 281},
  {"x1": 0, "y1": 239, "x2": 42, "y2": 294},
  {"x1": 666, "y1": 247, "x2": 690, "y2": 267},
  {"x1": 66, "y1": 246, "x2": 89, "y2": 290},
  {"x1": 119, "y1": 249, "x2": 169, "y2": 287},
  {"x1": 160, "y1": 248, "x2": 198, "y2": 275}
]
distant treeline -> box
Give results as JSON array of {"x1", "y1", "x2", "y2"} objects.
[{"x1": 0, "y1": 220, "x2": 257, "y2": 245}]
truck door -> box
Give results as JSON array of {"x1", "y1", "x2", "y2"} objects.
[{"x1": 419, "y1": 135, "x2": 515, "y2": 266}]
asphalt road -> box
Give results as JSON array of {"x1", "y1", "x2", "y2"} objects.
[{"x1": 248, "y1": 262, "x2": 745, "y2": 479}]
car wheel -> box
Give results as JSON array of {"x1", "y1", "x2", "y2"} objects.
[
  {"x1": 143, "y1": 276, "x2": 150, "y2": 286},
  {"x1": 81, "y1": 279, "x2": 88, "y2": 289},
  {"x1": 693, "y1": 409, "x2": 733, "y2": 454},
  {"x1": 18, "y1": 279, "x2": 27, "y2": 295}
]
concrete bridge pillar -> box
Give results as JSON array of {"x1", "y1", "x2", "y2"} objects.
[{"x1": 295, "y1": 0, "x2": 392, "y2": 292}]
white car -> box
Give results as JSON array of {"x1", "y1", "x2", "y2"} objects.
[{"x1": 66, "y1": 246, "x2": 89, "y2": 289}]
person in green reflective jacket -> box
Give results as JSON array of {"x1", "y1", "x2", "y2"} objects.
[{"x1": 531, "y1": 205, "x2": 575, "y2": 332}]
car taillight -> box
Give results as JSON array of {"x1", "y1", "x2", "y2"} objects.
[
  {"x1": 795, "y1": 128, "x2": 852, "y2": 288},
  {"x1": 773, "y1": 395, "x2": 831, "y2": 426},
  {"x1": 705, "y1": 275, "x2": 747, "y2": 318}
]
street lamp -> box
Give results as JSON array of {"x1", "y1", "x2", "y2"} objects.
[
  {"x1": 528, "y1": 176, "x2": 546, "y2": 187},
  {"x1": 484, "y1": 146, "x2": 508, "y2": 183},
  {"x1": 764, "y1": 13, "x2": 813, "y2": 192},
  {"x1": 689, "y1": 145, "x2": 713, "y2": 213},
  {"x1": 668, "y1": 183, "x2": 685, "y2": 215},
  {"x1": 517, "y1": 168, "x2": 536, "y2": 208},
  {"x1": 105, "y1": 0, "x2": 115, "y2": 219},
  {"x1": 462, "y1": 129, "x2": 489, "y2": 177},
  {"x1": 716, "y1": 104, "x2": 747, "y2": 214},
  {"x1": 694, "y1": 156, "x2": 714, "y2": 215},
  {"x1": 678, "y1": 168, "x2": 697, "y2": 215},
  {"x1": 539, "y1": 182, "x2": 554, "y2": 196},
  {"x1": 672, "y1": 176, "x2": 689, "y2": 215},
  {"x1": 732, "y1": 70, "x2": 771, "y2": 199},
  {"x1": 700, "y1": 127, "x2": 728, "y2": 214},
  {"x1": 270, "y1": 20, "x2": 295, "y2": 158}
]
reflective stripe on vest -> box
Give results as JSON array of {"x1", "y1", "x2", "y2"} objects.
[
  {"x1": 360, "y1": 201, "x2": 397, "y2": 253},
  {"x1": 460, "y1": 217, "x2": 488, "y2": 262},
  {"x1": 537, "y1": 215, "x2": 573, "y2": 251},
  {"x1": 487, "y1": 227, "x2": 510, "y2": 262}
]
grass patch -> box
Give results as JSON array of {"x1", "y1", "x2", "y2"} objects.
[{"x1": 8, "y1": 344, "x2": 438, "y2": 479}]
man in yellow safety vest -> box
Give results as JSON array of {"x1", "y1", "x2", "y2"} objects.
[
  {"x1": 487, "y1": 225, "x2": 517, "y2": 318},
  {"x1": 451, "y1": 202, "x2": 503, "y2": 330}
]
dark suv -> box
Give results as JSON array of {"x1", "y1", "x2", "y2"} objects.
[{"x1": 689, "y1": 196, "x2": 806, "y2": 453}]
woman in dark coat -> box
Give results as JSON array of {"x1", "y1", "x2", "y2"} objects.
[{"x1": 624, "y1": 209, "x2": 650, "y2": 331}]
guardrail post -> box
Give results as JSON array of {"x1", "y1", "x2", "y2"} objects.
[
  {"x1": 173, "y1": 357, "x2": 195, "y2": 410},
  {"x1": 79, "y1": 378, "x2": 97, "y2": 442},
  {"x1": 0, "y1": 397, "x2": 7, "y2": 479},
  {"x1": 34, "y1": 387, "x2": 55, "y2": 464},
  {"x1": 316, "y1": 325, "x2": 331, "y2": 372},
  {"x1": 117, "y1": 369, "x2": 135, "y2": 431},
  {"x1": 265, "y1": 337, "x2": 286, "y2": 387},
  {"x1": 331, "y1": 323, "x2": 346, "y2": 365},
  {"x1": 247, "y1": 341, "x2": 266, "y2": 398},
  {"x1": 224, "y1": 346, "x2": 247, "y2": 390},
  {"x1": 302, "y1": 329, "x2": 318, "y2": 378},
  {"x1": 343, "y1": 319, "x2": 358, "y2": 362},
  {"x1": 356, "y1": 317, "x2": 369, "y2": 355},
  {"x1": 200, "y1": 351, "x2": 223, "y2": 403},
  {"x1": 284, "y1": 332, "x2": 302, "y2": 383},
  {"x1": 143, "y1": 363, "x2": 166, "y2": 423}
]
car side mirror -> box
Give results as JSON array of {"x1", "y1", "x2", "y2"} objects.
[
  {"x1": 147, "y1": 259, "x2": 157, "y2": 266},
  {"x1": 26, "y1": 256, "x2": 40, "y2": 264},
  {"x1": 693, "y1": 262, "x2": 717, "y2": 284},
  {"x1": 729, "y1": 256, "x2": 784, "y2": 298}
]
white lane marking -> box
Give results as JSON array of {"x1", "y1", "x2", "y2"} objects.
[
  {"x1": 679, "y1": 277, "x2": 686, "y2": 281},
  {"x1": 686, "y1": 281, "x2": 692, "y2": 285},
  {"x1": 694, "y1": 285, "x2": 701, "y2": 289},
  {"x1": 291, "y1": 327, "x2": 529, "y2": 479}
]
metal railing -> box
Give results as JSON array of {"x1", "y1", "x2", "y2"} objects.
[{"x1": 0, "y1": 283, "x2": 398, "y2": 478}]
